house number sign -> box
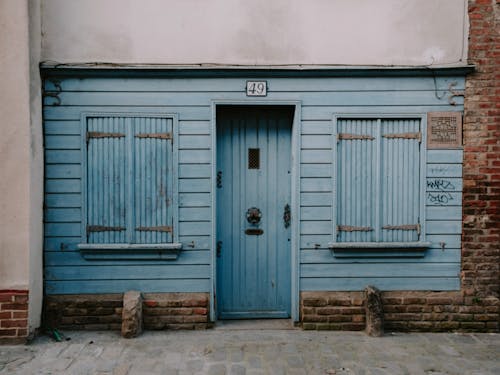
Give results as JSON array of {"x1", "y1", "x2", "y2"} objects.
[{"x1": 246, "y1": 81, "x2": 267, "y2": 96}]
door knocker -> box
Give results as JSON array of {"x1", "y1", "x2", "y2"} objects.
[{"x1": 246, "y1": 207, "x2": 262, "y2": 225}]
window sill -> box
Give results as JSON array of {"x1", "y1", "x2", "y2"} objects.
[
  {"x1": 78, "y1": 243, "x2": 183, "y2": 260},
  {"x1": 328, "y1": 242, "x2": 431, "y2": 258}
]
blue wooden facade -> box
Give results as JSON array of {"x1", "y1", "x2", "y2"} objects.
[{"x1": 43, "y1": 69, "x2": 465, "y2": 321}]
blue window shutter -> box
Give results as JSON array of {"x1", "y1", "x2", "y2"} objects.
[
  {"x1": 132, "y1": 117, "x2": 173, "y2": 244},
  {"x1": 380, "y1": 119, "x2": 421, "y2": 242},
  {"x1": 336, "y1": 119, "x2": 378, "y2": 242},
  {"x1": 86, "y1": 117, "x2": 127, "y2": 244}
]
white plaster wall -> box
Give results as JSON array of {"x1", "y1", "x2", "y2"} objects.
[
  {"x1": 28, "y1": 0, "x2": 44, "y2": 332},
  {"x1": 41, "y1": 0, "x2": 468, "y2": 67},
  {"x1": 0, "y1": 0, "x2": 43, "y2": 333},
  {"x1": 0, "y1": 0, "x2": 32, "y2": 292}
]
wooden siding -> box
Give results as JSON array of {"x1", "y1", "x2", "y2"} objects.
[{"x1": 43, "y1": 75, "x2": 464, "y2": 294}]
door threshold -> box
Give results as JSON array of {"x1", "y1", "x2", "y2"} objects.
[{"x1": 214, "y1": 319, "x2": 298, "y2": 330}]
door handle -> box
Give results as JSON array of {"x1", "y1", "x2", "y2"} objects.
[
  {"x1": 283, "y1": 204, "x2": 291, "y2": 228},
  {"x1": 216, "y1": 241, "x2": 222, "y2": 257}
]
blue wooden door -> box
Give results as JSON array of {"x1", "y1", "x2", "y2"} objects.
[{"x1": 216, "y1": 106, "x2": 293, "y2": 319}]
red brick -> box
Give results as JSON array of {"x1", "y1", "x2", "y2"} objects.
[{"x1": 0, "y1": 329, "x2": 17, "y2": 337}]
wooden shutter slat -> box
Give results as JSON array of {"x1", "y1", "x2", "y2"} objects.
[
  {"x1": 86, "y1": 117, "x2": 127, "y2": 244},
  {"x1": 133, "y1": 117, "x2": 173, "y2": 244}
]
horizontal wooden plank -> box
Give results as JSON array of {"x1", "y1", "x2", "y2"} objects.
[
  {"x1": 44, "y1": 208, "x2": 81, "y2": 222},
  {"x1": 179, "y1": 221, "x2": 211, "y2": 236},
  {"x1": 179, "y1": 178, "x2": 211, "y2": 193},
  {"x1": 300, "y1": 277, "x2": 460, "y2": 291},
  {"x1": 301, "y1": 263, "x2": 460, "y2": 278},
  {"x1": 45, "y1": 264, "x2": 210, "y2": 281},
  {"x1": 179, "y1": 193, "x2": 210, "y2": 207},
  {"x1": 426, "y1": 192, "x2": 462, "y2": 207},
  {"x1": 301, "y1": 221, "x2": 332, "y2": 235},
  {"x1": 426, "y1": 221, "x2": 462, "y2": 235},
  {"x1": 45, "y1": 135, "x2": 80, "y2": 150},
  {"x1": 179, "y1": 164, "x2": 211, "y2": 178},
  {"x1": 44, "y1": 76, "x2": 464, "y2": 93},
  {"x1": 301, "y1": 206, "x2": 332, "y2": 221},
  {"x1": 46, "y1": 150, "x2": 81, "y2": 164},
  {"x1": 46, "y1": 90, "x2": 461, "y2": 107},
  {"x1": 179, "y1": 207, "x2": 211, "y2": 221},
  {"x1": 300, "y1": 178, "x2": 332, "y2": 192},
  {"x1": 301, "y1": 135, "x2": 333, "y2": 149},
  {"x1": 300, "y1": 248, "x2": 460, "y2": 264},
  {"x1": 301, "y1": 193, "x2": 332, "y2": 207},
  {"x1": 44, "y1": 106, "x2": 210, "y2": 121},
  {"x1": 426, "y1": 164, "x2": 462, "y2": 178},
  {"x1": 301, "y1": 106, "x2": 463, "y2": 121},
  {"x1": 45, "y1": 279, "x2": 211, "y2": 294},
  {"x1": 301, "y1": 121, "x2": 332, "y2": 135},
  {"x1": 45, "y1": 164, "x2": 81, "y2": 179},
  {"x1": 300, "y1": 235, "x2": 333, "y2": 249},
  {"x1": 300, "y1": 164, "x2": 332, "y2": 178},
  {"x1": 44, "y1": 236, "x2": 81, "y2": 251},
  {"x1": 45, "y1": 179, "x2": 80, "y2": 193},
  {"x1": 45, "y1": 249, "x2": 210, "y2": 266},
  {"x1": 179, "y1": 149, "x2": 211, "y2": 164},
  {"x1": 426, "y1": 206, "x2": 462, "y2": 221},
  {"x1": 427, "y1": 149, "x2": 463, "y2": 164},
  {"x1": 44, "y1": 235, "x2": 211, "y2": 251},
  {"x1": 178, "y1": 235, "x2": 211, "y2": 249},
  {"x1": 179, "y1": 121, "x2": 210, "y2": 135},
  {"x1": 45, "y1": 223, "x2": 81, "y2": 237},
  {"x1": 45, "y1": 193, "x2": 81, "y2": 208},
  {"x1": 301, "y1": 150, "x2": 332, "y2": 163},
  {"x1": 179, "y1": 135, "x2": 211, "y2": 149},
  {"x1": 44, "y1": 121, "x2": 80, "y2": 135},
  {"x1": 426, "y1": 178, "x2": 462, "y2": 192},
  {"x1": 426, "y1": 234, "x2": 461, "y2": 249}
]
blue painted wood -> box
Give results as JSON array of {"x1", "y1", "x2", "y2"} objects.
[
  {"x1": 43, "y1": 74, "x2": 464, "y2": 296},
  {"x1": 301, "y1": 263, "x2": 460, "y2": 278},
  {"x1": 45, "y1": 194, "x2": 81, "y2": 208},
  {"x1": 216, "y1": 106, "x2": 292, "y2": 318},
  {"x1": 45, "y1": 279, "x2": 211, "y2": 294},
  {"x1": 45, "y1": 265, "x2": 210, "y2": 280},
  {"x1": 301, "y1": 277, "x2": 460, "y2": 291},
  {"x1": 45, "y1": 250, "x2": 210, "y2": 266},
  {"x1": 43, "y1": 76, "x2": 465, "y2": 93},
  {"x1": 301, "y1": 249, "x2": 460, "y2": 263},
  {"x1": 179, "y1": 193, "x2": 210, "y2": 207}
]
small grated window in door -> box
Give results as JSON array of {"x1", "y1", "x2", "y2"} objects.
[{"x1": 248, "y1": 148, "x2": 260, "y2": 169}]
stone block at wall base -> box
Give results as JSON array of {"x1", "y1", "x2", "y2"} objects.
[
  {"x1": 0, "y1": 290, "x2": 29, "y2": 344},
  {"x1": 43, "y1": 293, "x2": 211, "y2": 331},
  {"x1": 300, "y1": 291, "x2": 499, "y2": 332}
]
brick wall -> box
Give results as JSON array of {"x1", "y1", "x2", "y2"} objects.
[
  {"x1": 44, "y1": 293, "x2": 210, "y2": 331},
  {"x1": 143, "y1": 293, "x2": 210, "y2": 330},
  {"x1": 462, "y1": 0, "x2": 500, "y2": 298},
  {"x1": 0, "y1": 290, "x2": 29, "y2": 343},
  {"x1": 301, "y1": 291, "x2": 499, "y2": 332}
]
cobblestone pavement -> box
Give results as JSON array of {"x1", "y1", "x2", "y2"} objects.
[{"x1": 0, "y1": 327, "x2": 499, "y2": 375}]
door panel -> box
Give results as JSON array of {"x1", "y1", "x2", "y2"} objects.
[{"x1": 217, "y1": 106, "x2": 293, "y2": 319}]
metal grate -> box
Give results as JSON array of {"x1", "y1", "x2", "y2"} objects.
[{"x1": 248, "y1": 148, "x2": 260, "y2": 169}]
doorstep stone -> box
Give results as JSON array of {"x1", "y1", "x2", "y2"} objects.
[{"x1": 121, "y1": 290, "x2": 142, "y2": 338}]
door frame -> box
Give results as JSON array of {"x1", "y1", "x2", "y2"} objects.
[{"x1": 210, "y1": 100, "x2": 301, "y2": 322}]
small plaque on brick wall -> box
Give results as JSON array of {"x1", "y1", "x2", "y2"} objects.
[{"x1": 427, "y1": 112, "x2": 462, "y2": 149}]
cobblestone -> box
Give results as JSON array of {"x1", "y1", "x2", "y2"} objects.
[{"x1": 0, "y1": 329, "x2": 498, "y2": 374}]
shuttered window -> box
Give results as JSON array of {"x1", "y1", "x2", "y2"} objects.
[
  {"x1": 333, "y1": 116, "x2": 425, "y2": 246},
  {"x1": 83, "y1": 114, "x2": 174, "y2": 245}
]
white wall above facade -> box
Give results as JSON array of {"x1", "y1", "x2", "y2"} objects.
[{"x1": 41, "y1": 0, "x2": 468, "y2": 67}]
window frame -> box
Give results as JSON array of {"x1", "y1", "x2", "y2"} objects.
[
  {"x1": 329, "y1": 113, "x2": 430, "y2": 254},
  {"x1": 78, "y1": 112, "x2": 181, "y2": 259}
]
